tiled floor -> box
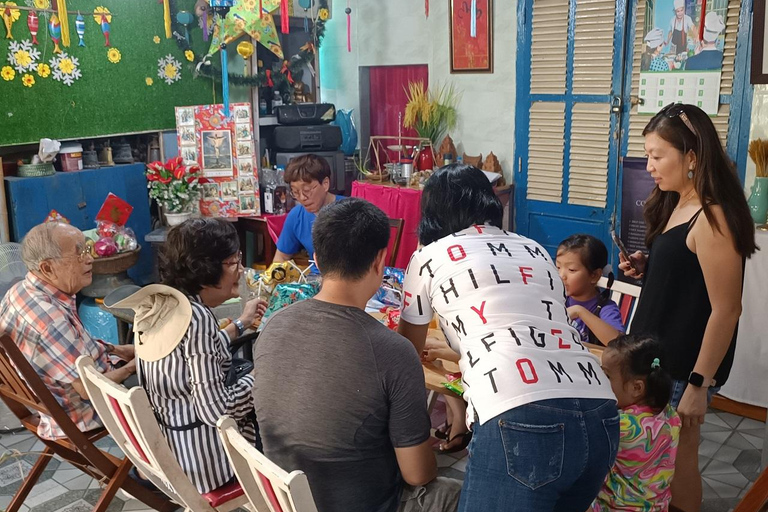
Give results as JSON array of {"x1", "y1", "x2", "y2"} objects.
[{"x1": 0, "y1": 405, "x2": 761, "y2": 512}]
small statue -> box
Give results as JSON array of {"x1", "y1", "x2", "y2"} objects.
[
  {"x1": 293, "y1": 82, "x2": 314, "y2": 104},
  {"x1": 438, "y1": 135, "x2": 457, "y2": 162},
  {"x1": 463, "y1": 153, "x2": 483, "y2": 168},
  {"x1": 483, "y1": 151, "x2": 505, "y2": 186}
]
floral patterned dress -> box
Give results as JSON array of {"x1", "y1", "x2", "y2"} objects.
[{"x1": 591, "y1": 404, "x2": 682, "y2": 511}]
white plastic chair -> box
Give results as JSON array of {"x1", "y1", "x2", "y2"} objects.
[
  {"x1": 217, "y1": 415, "x2": 318, "y2": 512},
  {"x1": 597, "y1": 276, "x2": 642, "y2": 333},
  {"x1": 76, "y1": 356, "x2": 249, "y2": 512}
]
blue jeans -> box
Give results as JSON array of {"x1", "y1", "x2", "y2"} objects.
[
  {"x1": 458, "y1": 398, "x2": 619, "y2": 512},
  {"x1": 669, "y1": 379, "x2": 720, "y2": 409}
]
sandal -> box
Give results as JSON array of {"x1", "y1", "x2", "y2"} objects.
[
  {"x1": 439, "y1": 431, "x2": 472, "y2": 453},
  {"x1": 433, "y1": 422, "x2": 452, "y2": 440}
]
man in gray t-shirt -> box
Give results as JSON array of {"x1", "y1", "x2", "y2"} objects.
[{"x1": 254, "y1": 198, "x2": 460, "y2": 512}]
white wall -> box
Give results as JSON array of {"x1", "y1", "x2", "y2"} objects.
[
  {"x1": 745, "y1": 84, "x2": 768, "y2": 193},
  {"x1": 319, "y1": 1, "x2": 517, "y2": 183}
]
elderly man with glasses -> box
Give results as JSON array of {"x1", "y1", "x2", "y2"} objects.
[{"x1": 0, "y1": 222, "x2": 136, "y2": 440}]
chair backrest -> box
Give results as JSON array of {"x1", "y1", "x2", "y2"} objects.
[
  {"x1": 596, "y1": 277, "x2": 642, "y2": 333},
  {"x1": 76, "y1": 355, "x2": 218, "y2": 512},
  {"x1": 388, "y1": 218, "x2": 405, "y2": 268},
  {"x1": 217, "y1": 416, "x2": 318, "y2": 512}
]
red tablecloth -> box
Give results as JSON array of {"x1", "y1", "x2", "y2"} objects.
[{"x1": 352, "y1": 181, "x2": 422, "y2": 269}]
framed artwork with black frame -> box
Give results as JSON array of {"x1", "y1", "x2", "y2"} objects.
[
  {"x1": 753, "y1": 0, "x2": 768, "y2": 84},
  {"x1": 450, "y1": 0, "x2": 493, "y2": 74}
]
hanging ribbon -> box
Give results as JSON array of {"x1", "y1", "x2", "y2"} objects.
[
  {"x1": 470, "y1": 0, "x2": 477, "y2": 38},
  {"x1": 425, "y1": 0, "x2": 429, "y2": 18},
  {"x1": 221, "y1": 43, "x2": 230, "y2": 117},
  {"x1": 58, "y1": 0, "x2": 71, "y2": 47},
  {"x1": 280, "y1": 0, "x2": 289, "y2": 33},
  {"x1": 259, "y1": 0, "x2": 263, "y2": 19},
  {"x1": 346, "y1": 4, "x2": 351, "y2": 52},
  {"x1": 202, "y1": 9, "x2": 208, "y2": 41},
  {"x1": 281, "y1": 60, "x2": 294, "y2": 83},
  {"x1": 163, "y1": 0, "x2": 172, "y2": 38},
  {"x1": 266, "y1": 69, "x2": 273, "y2": 87}
]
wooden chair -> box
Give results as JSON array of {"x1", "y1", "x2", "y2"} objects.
[
  {"x1": 0, "y1": 335, "x2": 173, "y2": 512},
  {"x1": 388, "y1": 218, "x2": 405, "y2": 268},
  {"x1": 76, "y1": 356, "x2": 249, "y2": 512},
  {"x1": 217, "y1": 416, "x2": 318, "y2": 512},
  {"x1": 596, "y1": 276, "x2": 642, "y2": 332}
]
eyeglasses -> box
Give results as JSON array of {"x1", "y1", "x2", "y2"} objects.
[
  {"x1": 61, "y1": 244, "x2": 91, "y2": 263},
  {"x1": 289, "y1": 182, "x2": 321, "y2": 201},
  {"x1": 223, "y1": 252, "x2": 243, "y2": 269},
  {"x1": 661, "y1": 102, "x2": 697, "y2": 136}
]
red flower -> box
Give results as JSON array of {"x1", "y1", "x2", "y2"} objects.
[
  {"x1": 158, "y1": 175, "x2": 172, "y2": 184},
  {"x1": 146, "y1": 161, "x2": 163, "y2": 175},
  {"x1": 173, "y1": 165, "x2": 185, "y2": 180},
  {"x1": 146, "y1": 173, "x2": 158, "y2": 182},
  {"x1": 186, "y1": 175, "x2": 198, "y2": 184}
]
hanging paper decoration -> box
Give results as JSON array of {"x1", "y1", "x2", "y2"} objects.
[
  {"x1": 345, "y1": 4, "x2": 351, "y2": 52},
  {"x1": 299, "y1": 0, "x2": 310, "y2": 32},
  {"x1": 8, "y1": 39, "x2": 40, "y2": 73},
  {"x1": 236, "y1": 40, "x2": 253, "y2": 75},
  {"x1": 265, "y1": 69, "x2": 273, "y2": 87},
  {"x1": 21, "y1": 73, "x2": 33, "y2": 87},
  {"x1": 107, "y1": 47, "x2": 121, "y2": 63},
  {"x1": 207, "y1": 0, "x2": 283, "y2": 59},
  {"x1": 1, "y1": 65, "x2": 14, "y2": 81},
  {"x1": 280, "y1": 0, "x2": 288, "y2": 34},
  {"x1": 157, "y1": 53, "x2": 182, "y2": 85},
  {"x1": 27, "y1": 10, "x2": 38, "y2": 44},
  {"x1": 57, "y1": 0, "x2": 70, "y2": 47},
  {"x1": 93, "y1": 7, "x2": 111, "y2": 46},
  {"x1": 49, "y1": 14, "x2": 62, "y2": 53},
  {"x1": 176, "y1": 10, "x2": 194, "y2": 44},
  {"x1": 49, "y1": 52, "x2": 81, "y2": 86},
  {"x1": 280, "y1": 60, "x2": 293, "y2": 83},
  {"x1": 425, "y1": 0, "x2": 428, "y2": 18},
  {"x1": 195, "y1": 0, "x2": 211, "y2": 41},
  {"x1": 75, "y1": 14, "x2": 85, "y2": 46},
  {"x1": 221, "y1": 42, "x2": 231, "y2": 116},
  {"x1": 163, "y1": 0, "x2": 172, "y2": 38},
  {"x1": 2, "y1": 2, "x2": 20, "y2": 39},
  {"x1": 470, "y1": 0, "x2": 477, "y2": 37},
  {"x1": 37, "y1": 62, "x2": 50, "y2": 77}
]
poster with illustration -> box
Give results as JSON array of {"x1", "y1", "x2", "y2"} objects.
[
  {"x1": 174, "y1": 103, "x2": 260, "y2": 217},
  {"x1": 638, "y1": 0, "x2": 726, "y2": 115}
]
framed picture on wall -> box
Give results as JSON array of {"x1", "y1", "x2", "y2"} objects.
[
  {"x1": 753, "y1": 0, "x2": 768, "y2": 84},
  {"x1": 450, "y1": 0, "x2": 493, "y2": 73}
]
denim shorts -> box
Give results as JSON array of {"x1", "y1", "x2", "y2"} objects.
[{"x1": 669, "y1": 379, "x2": 720, "y2": 409}]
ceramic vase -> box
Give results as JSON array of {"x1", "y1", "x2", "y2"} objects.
[
  {"x1": 747, "y1": 177, "x2": 768, "y2": 224},
  {"x1": 165, "y1": 211, "x2": 193, "y2": 227}
]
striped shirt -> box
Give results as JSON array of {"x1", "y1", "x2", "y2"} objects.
[
  {"x1": 137, "y1": 295, "x2": 257, "y2": 494},
  {"x1": 0, "y1": 273, "x2": 115, "y2": 440}
]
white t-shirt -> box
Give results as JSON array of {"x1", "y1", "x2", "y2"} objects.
[{"x1": 401, "y1": 225, "x2": 616, "y2": 425}]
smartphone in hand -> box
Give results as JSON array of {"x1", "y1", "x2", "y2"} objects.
[{"x1": 611, "y1": 230, "x2": 636, "y2": 271}]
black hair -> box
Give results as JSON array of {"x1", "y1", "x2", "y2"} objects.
[
  {"x1": 606, "y1": 334, "x2": 672, "y2": 412},
  {"x1": 160, "y1": 217, "x2": 240, "y2": 295},
  {"x1": 642, "y1": 103, "x2": 756, "y2": 257},
  {"x1": 418, "y1": 164, "x2": 504, "y2": 246},
  {"x1": 312, "y1": 197, "x2": 390, "y2": 280},
  {"x1": 557, "y1": 234, "x2": 614, "y2": 298}
]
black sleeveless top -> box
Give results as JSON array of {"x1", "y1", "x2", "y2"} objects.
[{"x1": 631, "y1": 208, "x2": 739, "y2": 385}]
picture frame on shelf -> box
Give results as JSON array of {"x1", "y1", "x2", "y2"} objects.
[
  {"x1": 753, "y1": 0, "x2": 768, "y2": 84},
  {"x1": 450, "y1": 0, "x2": 493, "y2": 74}
]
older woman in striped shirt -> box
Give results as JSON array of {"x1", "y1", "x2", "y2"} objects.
[{"x1": 138, "y1": 218, "x2": 265, "y2": 494}]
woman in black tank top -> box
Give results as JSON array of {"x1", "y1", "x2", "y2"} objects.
[{"x1": 619, "y1": 104, "x2": 756, "y2": 512}]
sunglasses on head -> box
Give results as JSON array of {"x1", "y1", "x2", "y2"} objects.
[{"x1": 661, "y1": 102, "x2": 697, "y2": 136}]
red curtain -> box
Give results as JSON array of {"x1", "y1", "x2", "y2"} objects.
[{"x1": 369, "y1": 65, "x2": 429, "y2": 139}]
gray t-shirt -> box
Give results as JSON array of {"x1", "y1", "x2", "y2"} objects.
[{"x1": 253, "y1": 299, "x2": 431, "y2": 512}]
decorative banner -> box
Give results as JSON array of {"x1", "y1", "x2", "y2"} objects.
[
  {"x1": 450, "y1": 0, "x2": 493, "y2": 73},
  {"x1": 208, "y1": 0, "x2": 283, "y2": 59},
  {"x1": 619, "y1": 157, "x2": 655, "y2": 282}
]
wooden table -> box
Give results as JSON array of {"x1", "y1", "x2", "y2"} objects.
[{"x1": 237, "y1": 216, "x2": 279, "y2": 266}]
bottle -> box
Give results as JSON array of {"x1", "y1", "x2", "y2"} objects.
[
  {"x1": 259, "y1": 97, "x2": 267, "y2": 116},
  {"x1": 443, "y1": 153, "x2": 453, "y2": 166},
  {"x1": 456, "y1": 155, "x2": 464, "y2": 165},
  {"x1": 272, "y1": 91, "x2": 283, "y2": 115}
]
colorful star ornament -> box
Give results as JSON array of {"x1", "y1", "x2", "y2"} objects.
[
  {"x1": 107, "y1": 47, "x2": 121, "y2": 63},
  {"x1": 1, "y1": 2, "x2": 21, "y2": 39},
  {"x1": 21, "y1": 73, "x2": 33, "y2": 87},
  {"x1": 49, "y1": 52, "x2": 81, "y2": 86},
  {"x1": 208, "y1": 0, "x2": 284, "y2": 59},
  {"x1": 157, "y1": 54, "x2": 181, "y2": 85},
  {"x1": 1, "y1": 65, "x2": 14, "y2": 80},
  {"x1": 8, "y1": 39, "x2": 40, "y2": 73}
]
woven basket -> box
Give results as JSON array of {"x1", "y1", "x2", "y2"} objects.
[
  {"x1": 92, "y1": 246, "x2": 141, "y2": 275},
  {"x1": 18, "y1": 163, "x2": 55, "y2": 177}
]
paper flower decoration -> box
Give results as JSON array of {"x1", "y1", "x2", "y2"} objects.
[
  {"x1": 8, "y1": 40, "x2": 40, "y2": 73},
  {"x1": 153, "y1": 35, "x2": 160, "y2": 44},
  {"x1": 36, "y1": 62, "x2": 50, "y2": 77},
  {"x1": 184, "y1": 50, "x2": 194, "y2": 62},
  {"x1": 1, "y1": 66, "x2": 15, "y2": 81},
  {"x1": 318, "y1": 8, "x2": 329, "y2": 20},
  {"x1": 50, "y1": 52, "x2": 82, "y2": 86},
  {"x1": 33, "y1": 0, "x2": 49, "y2": 8},
  {"x1": 21, "y1": 73, "x2": 34, "y2": 87},
  {"x1": 145, "y1": 77, "x2": 153, "y2": 86},
  {"x1": 157, "y1": 54, "x2": 181, "y2": 85},
  {"x1": 107, "y1": 47, "x2": 121, "y2": 63}
]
